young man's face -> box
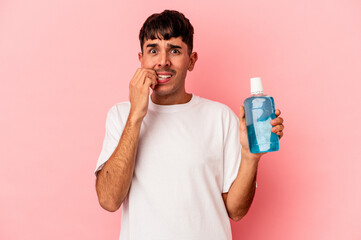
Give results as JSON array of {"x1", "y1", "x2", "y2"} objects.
[{"x1": 138, "y1": 36, "x2": 197, "y2": 100}]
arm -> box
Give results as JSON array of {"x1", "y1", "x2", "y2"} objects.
[
  {"x1": 222, "y1": 149, "x2": 259, "y2": 221},
  {"x1": 223, "y1": 107, "x2": 284, "y2": 221},
  {"x1": 95, "y1": 68, "x2": 158, "y2": 212},
  {"x1": 95, "y1": 114, "x2": 143, "y2": 212}
]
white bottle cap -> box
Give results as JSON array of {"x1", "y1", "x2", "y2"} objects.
[{"x1": 250, "y1": 77, "x2": 263, "y2": 94}]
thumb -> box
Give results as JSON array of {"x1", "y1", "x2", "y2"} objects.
[
  {"x1": 239, "y1": 106, "x2": 244, "y2": 116},
  {"x1": 239, "y1": 105, "x2": 245, "y2": 120},
  {"x1": 239, "y1": 105, "x2": 247, "y2": 131}
]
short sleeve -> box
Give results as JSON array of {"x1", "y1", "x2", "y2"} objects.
[
  {"x1": 222, "y1": 108, "x2": 242, "y2": 193},
  {"x1": 94, "y1": 104, "x2": 126, "y2": 176}
]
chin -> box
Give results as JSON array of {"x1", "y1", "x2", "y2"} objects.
[{"x1": 153, "y1": 86, "x2": 177, "y2": 97}]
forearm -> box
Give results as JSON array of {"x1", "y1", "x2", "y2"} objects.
[
  {"x1": 226, "y1": 148, "x2": 259, "y2": 221},
  {"x1": 95, "y1": 113, "x2": 143, "y2": 212}
]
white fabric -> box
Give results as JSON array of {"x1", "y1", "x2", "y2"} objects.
[{"x1": 95, "y1": 94, "x2": 242, "y2": 240}]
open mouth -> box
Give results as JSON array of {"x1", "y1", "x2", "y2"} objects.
[
  {"x1": 156, "y1": 72, "x2": 174, "y2": 83},
  {"x1": 158, "y1": 74, "x2": 172, "y2": 80}
]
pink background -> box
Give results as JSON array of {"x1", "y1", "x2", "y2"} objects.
[{"x1": 1, "y1": 0, "x2": 360, "y2": 239}]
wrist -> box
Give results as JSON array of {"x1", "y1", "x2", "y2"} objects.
[
  {"x1": 241, "y1": 147, "x2": 261, "y2": 164},
  {"x1": 128, "y1": 111, "x2": 144, "y2": 125}
]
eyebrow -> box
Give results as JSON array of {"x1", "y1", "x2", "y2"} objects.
[
  {"x1": 146, "y1": 43, "x2": 158, "y2": 48},
  {"x1": 168, "y1": 44, "x2": 182, "y2": 49},
  {"x1": 145, "y1": 43, "x2": 182, "y2": 49}
]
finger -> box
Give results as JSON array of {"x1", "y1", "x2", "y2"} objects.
[
  {"x1": 239, "y1": 106, "x2": 247, "y2": 131},
  {"x1": 143, "y1": 68, "x2": 158, "y2": 79},
  {"x1": 134, "y1": 69, "x2": 156, "y2": 86},
  {"x1": 271, "y1": 125, "x2": 284, "y2": 133},
  {"x1": 130, "y1": 68, "x2": 142, "y2": 85},
  {"x1": 145, "y1": 68, "x2": 158, "y2": 76},
  {"x1": 135, "y1": 70, "x2": 155, "y2": 88},
  {"x1": 134, "y1": 70, "x2": 147, "y2": 87},
  {"x1": 149, "y1": 79, "x2": 157, "y2": 90},
  {"x1": 271, "y1": 117, "x2": 283, "y2": 126},
  {"x1": 239, "y1": 106, "x2": 245, "y2": 119},
  {"x1": 145, "y1": 72, "x2": 158, "y2": 88},
  {"x1": 275, "y1": 109, "x2": 281, "y2": 117},
  {"x1": 277, "y1": 131, "x2": 283, "y2": 139},
  {"x1": 144, "y1": 75, "x2": 157, "y2": 90}
]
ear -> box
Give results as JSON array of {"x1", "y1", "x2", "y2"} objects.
[
  {"x1": 138, "y1": 52, "x2": 143, "y2": 63},
  {"x1": 188, "y1": 52, "x2": 198, "y2": 71}
]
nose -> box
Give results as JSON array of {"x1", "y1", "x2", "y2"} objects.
[{"x1": 157, "y1": 51, "x2": 171, "y2": 68}]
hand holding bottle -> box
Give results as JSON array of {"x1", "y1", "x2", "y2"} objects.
[
  {"x1": 270, "y1": 109, "x2": 284, "y2": 139},
  {"x1": 239, "y1": 105, "x2": 284, "y2": 159},
  {"x1": 242, "y1": 77, "x2": 284, "y2": 154}
]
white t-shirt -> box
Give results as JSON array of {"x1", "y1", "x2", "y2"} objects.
[{"x1": 95, "y1": 94, "x2": 242, "y2": 240}]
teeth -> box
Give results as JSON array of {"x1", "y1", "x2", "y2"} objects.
[{"x1": 158, "y1": 75, "x2": 172, "y2": 79}]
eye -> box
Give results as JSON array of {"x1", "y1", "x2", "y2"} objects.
[
  {"x1": 171, "y1": 49, "x2": 180, "y2": 54},
  {"x1": 149, "y1": 49, "x2": 157, "y2": 54}
]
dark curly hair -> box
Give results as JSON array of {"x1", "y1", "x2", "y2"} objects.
[{"x1": 139, "y1": 10, "x2": 194, "y2": 55}]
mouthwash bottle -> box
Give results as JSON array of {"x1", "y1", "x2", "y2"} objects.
[{"x1": 243, "y1": 77, "x2": 280, "y2": 153}]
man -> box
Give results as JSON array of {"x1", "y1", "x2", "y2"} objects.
[{"x1": 95, "y1": 10, "x2": 284, "y2": 240}]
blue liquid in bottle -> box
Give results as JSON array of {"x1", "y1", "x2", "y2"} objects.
[{"x1": 243, "y1": 78, "x2": 279, "y2": 153}]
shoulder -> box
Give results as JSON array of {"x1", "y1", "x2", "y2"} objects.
[
  {"x1": 196, "y1": 96, "x2": 237, "y2": 118},
  {"x1": 106, "y1": 101, "x2": 131, "y2": 122},
  {"x1": 113, "y1": 101, "x2": 131, "y2": 113}
]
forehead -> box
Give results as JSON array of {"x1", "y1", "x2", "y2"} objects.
[{"x1": 143, "y1": 36, "x2": 187, "y2": 48}]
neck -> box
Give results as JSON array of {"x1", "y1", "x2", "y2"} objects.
[{"x1": 151, "y1": 92, "x2": 192, "y2": 105}]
